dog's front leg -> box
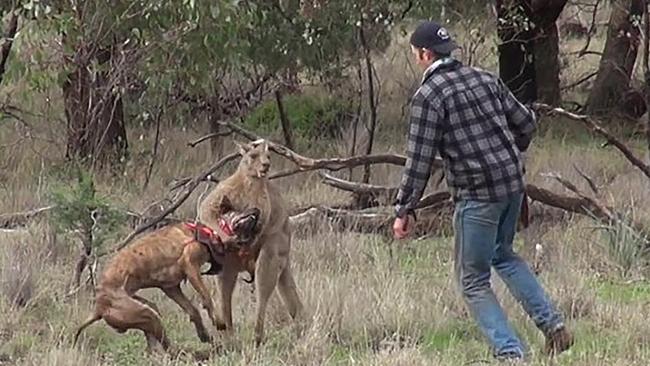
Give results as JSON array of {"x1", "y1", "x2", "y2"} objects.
[
  {"x1": 184, "y1": 261, "x2": 219, "y2": 329},
  {"x1": 162, "y1": 285, "x2": 211, "y2": 343}
]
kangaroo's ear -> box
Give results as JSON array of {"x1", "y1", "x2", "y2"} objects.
[
  {"x1": 217, "y1": 196, "x2": 234, "y2": 214},
  {"x1": 233, "y1": 141, "x2": 250, "y2": 156}
]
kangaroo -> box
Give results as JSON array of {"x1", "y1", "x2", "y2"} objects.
[{"x1": 198, "y1": 139, "x2": 303, "y2": 345}]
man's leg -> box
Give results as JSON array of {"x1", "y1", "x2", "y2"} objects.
[
  {"x1": 491, "y1": 192, "x2": 573, "y2": 354},
  {"x1": 453, "y1": 199, "x2": 525, "y2": 359}
]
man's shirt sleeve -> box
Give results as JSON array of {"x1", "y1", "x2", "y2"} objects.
[
  {"x1": 394, "y1": 93, "x2": 443, "y2": 218},
  {"x1": 497, "y1": 78, "x2": 537, "y2": 152}
]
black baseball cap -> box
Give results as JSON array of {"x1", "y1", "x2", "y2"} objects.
[{"x1": 409, "y1": 21, "x2": 458, "y2": 55}]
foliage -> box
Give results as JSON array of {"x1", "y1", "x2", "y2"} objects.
[
  {"x1": 243, "y1": 93, "x2": 354, "y2": 139},
  {"x1": 594, "y1": 213, "x2": 650, "y2": 278},
  {"x1": 48, "y1": 167, "x2": 126, "y2": 252}
]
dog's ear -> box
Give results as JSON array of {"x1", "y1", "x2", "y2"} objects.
[{"x1": 217, "y1": 196, "x2": 234, "y2": 214}]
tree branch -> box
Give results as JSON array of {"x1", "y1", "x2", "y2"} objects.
[
  {"x1": 187, "y1": 130, "x2": 233, "y2": 148},
  {"x1": 217, "y1": 120, "x2": 443, "y2": 174},
  {"x1": 533, "y1": 103, "x2": 650, "y2": 179},
  {"x1": 112, "y1": 153, "x2": 239, "y2": 252}
]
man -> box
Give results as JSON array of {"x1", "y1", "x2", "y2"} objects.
[{"x1": 392, "y1": 21, "x2": 574, "y2": 361}]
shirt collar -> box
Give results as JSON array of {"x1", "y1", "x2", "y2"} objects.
[{"x1": 421, "y1": 56, "x2": 455, "y2": 83}]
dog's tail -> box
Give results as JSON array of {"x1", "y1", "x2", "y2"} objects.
[{"x1": 73, "y1": 313, "x2": 102, "y2": 346}]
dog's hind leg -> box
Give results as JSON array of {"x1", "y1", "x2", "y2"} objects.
[
  {"x1": 162, "y1": 285, "x2": 211, "y2": 343},
  {"x1": 103, "y1": 295, "x2": 174, "y2": 355},
  {"x1": 132, "y1": 295, "x2": 160, "y2": 315},
  {"x1": 73, "y1": 312, "x2": 102, "y2": 346}
]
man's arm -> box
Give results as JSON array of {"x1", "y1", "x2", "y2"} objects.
[
  {"x1": 394, "y1": 94, "x2": 443, "y2": 218},
  {"x1": 497, "y1": 78, "x2": 537, "y2": 152}
]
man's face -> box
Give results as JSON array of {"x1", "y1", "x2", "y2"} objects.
[{"x1": 411, "y1": 45, "x2": 435, "y2": 70}]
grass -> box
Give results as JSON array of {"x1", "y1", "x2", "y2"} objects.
[{"x1": 2, "y1": 4, "x2": 650, "y2": 365}]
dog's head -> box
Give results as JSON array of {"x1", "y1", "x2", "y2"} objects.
[
  {"x1": 235, "y1": 139, "x2": 271, "y2": 179},
  {"x1": 215, "y1": 196, "x2": 261, "y2": 246}
]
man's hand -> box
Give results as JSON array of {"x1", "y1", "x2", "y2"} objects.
[{"x1": 393, "y1": 215, "x2": 412, "y2": 240}]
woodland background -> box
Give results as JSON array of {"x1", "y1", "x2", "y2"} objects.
[{"x1": 2, "y1": 1, "x2": 650, "y2": 365}]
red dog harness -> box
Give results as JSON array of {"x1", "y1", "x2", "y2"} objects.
[
  {"x1": 182, "y1": 219, "x2": 253, "y2": 276},
  {"x1": 183, "y1": 218, "x2": 233, "y2": 246}
]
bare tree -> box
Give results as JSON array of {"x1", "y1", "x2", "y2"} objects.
[
  {"x1": 496, "y1": 0, "x2": 568, "y2": 105},
  {"x1": 584, "y1": 0, "x2": 645, "y2": 116},
  {"x1": 0, "y1": 6, "x2": 19, "y2": 86}
]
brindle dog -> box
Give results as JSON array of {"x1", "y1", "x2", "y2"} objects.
[{"x1": 73, "y1": 196, "x2": 260, "y2": 357}]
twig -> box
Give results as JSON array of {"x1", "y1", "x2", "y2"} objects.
[
  {"x1": 560, "y1": 71, "x2": 598, "y2": 91},
  {"x1": 112, "y1": 153, "x2": 239, "y2": 252},
  {"x1": 0, "y1": 205, "x2": 55, "y2": 229},
  {"x1": 143, "y1": 104, "x2": 164, "y2": 191},
  {"x1": 577, "y1": 0, "x2": 601, "y2": 57},
  {"x1": 187, "y1": 130, "x2": 234, "y2": 148},
  {"x1": 169, "y1": 175, "x2": 221, "y2": 192},
  {"x1": 533, "y1": 103, "x2": 650, "y2": 180},
  {"x1": 572, "y1": 163, "x2": 599, "y2": 195}
]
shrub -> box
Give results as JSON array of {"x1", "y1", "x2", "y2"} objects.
[
  {"x1": 243, "y1": 93, "x2": 355, "y2": 141},
  {"x1": 47, "y1": 167, "x2": 127, "y2": 288}
]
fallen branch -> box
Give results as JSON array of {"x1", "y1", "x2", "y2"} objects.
[
  {"x1": 316, "y1": 171, "x2": 640, "y2": 230},
  {"x1": 0, "y1": 206, "x2": 55, "y2": 229},
  {"x1": 320, "y1": 172, "x2": 396, "y2": 197},
  {"x1": 540, "y1": 172, "x2": 614, "y2": 220},
  {"x1": 216, "y1": 120, "x2": 442, "y2": 174},
  {"x1": 113, "y1": 152, "x2": 239, "y2": 251},
  {"x1": 319, "y1": 172, "x2": 452, "y2": 209},
  {"x1": 533, "y1": 103, "x2": 650, "y2": 180}
]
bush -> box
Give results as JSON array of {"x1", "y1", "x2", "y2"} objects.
[{"x1": 243, "y1": 93, "x2": 355, "y2": 141}]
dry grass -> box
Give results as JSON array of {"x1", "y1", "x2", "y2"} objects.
[{"x1": 2, "y1": 7, "x2": 650, "y2": 366}]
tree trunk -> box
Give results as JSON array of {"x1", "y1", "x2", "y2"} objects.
[
  {"x1": 497, "y1": 0, "x2": 567, "y2": 104},
  {"x1": 643, "y1": 0, "x2": 650, "y2": 164},
  {"x1": 585, "y1": 0, "x2": 644, "y2": 116},
  {"x1": 63, "y1": 44, "x2": 128, "y2": 168},
  {"x1": 531, "y1": 0, "x2": 568, "y2": 105},
  {"x1": 0, "y1": 9, "x2": 18, "y2": 86},
  {"x1": 496, "y1": 0, "x2": 538, "y2": 103},
  {"x1": 275, "y1": 90, "x2": 295, "y2": 150},
  {"x1": 208, "y1": 109, "x2": 225, "y2": 160}
]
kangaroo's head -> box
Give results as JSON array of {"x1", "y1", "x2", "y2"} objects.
[{"x1": 235, "y1": 139, "x2": 271, "y2": 179}]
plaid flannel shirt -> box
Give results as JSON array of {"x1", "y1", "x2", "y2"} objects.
[{"x1": 394, "y1": 57, "x2": 536, "y2": 218}]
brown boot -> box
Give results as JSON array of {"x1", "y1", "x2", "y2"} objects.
[{"x1": 544, "y1": 324, "x2": 574, "y2": 356}]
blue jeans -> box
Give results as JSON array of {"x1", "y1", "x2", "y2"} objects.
[{"x1": 453, "y1": 192, "x2": 564, "y2": 358}]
